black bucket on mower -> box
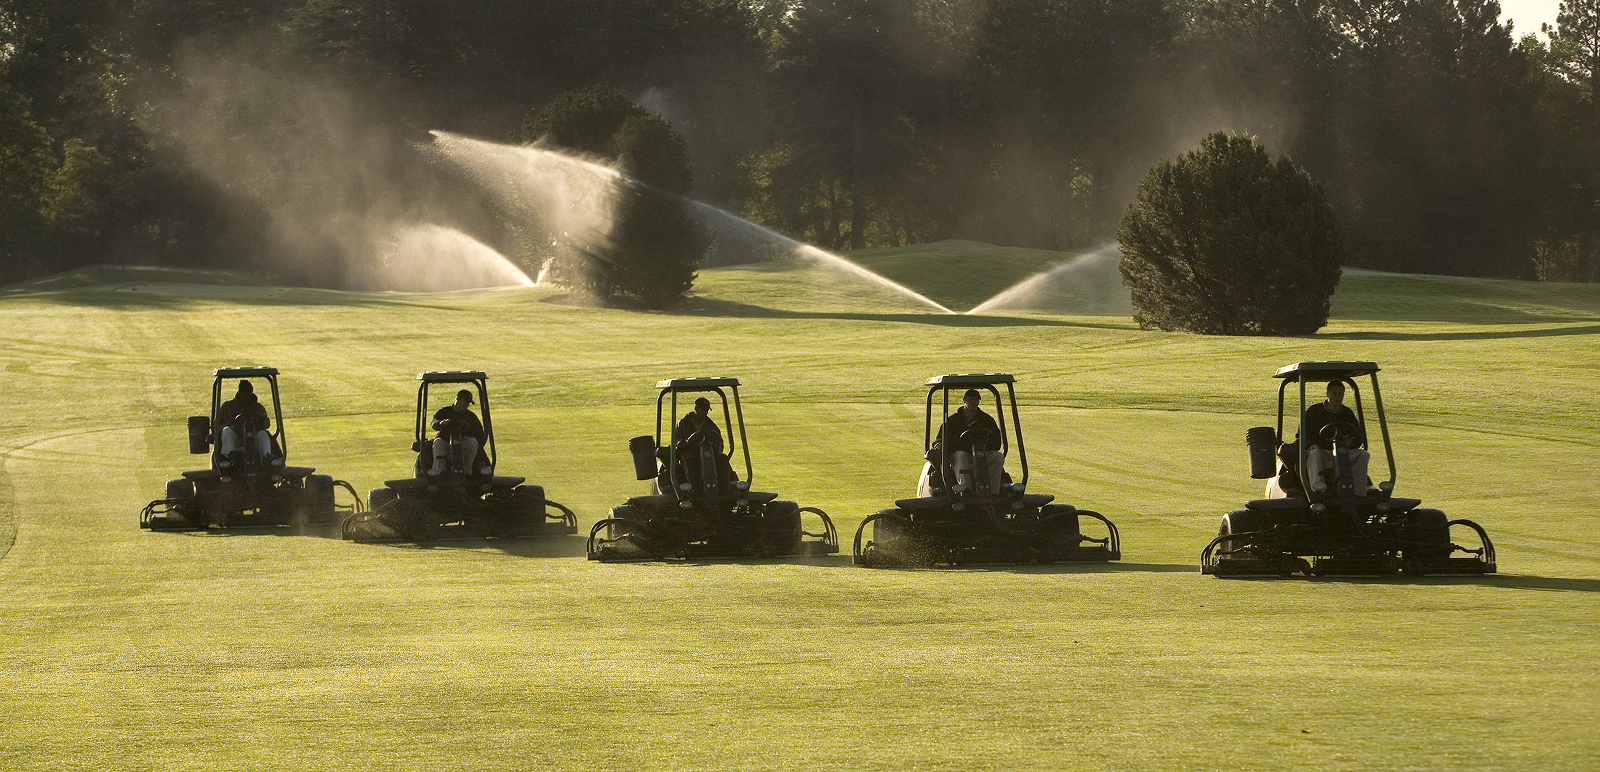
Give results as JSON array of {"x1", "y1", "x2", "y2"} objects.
[
  {"x1": 188, "y1": 416, "x2": 211, "y2": 454},
  {"x1": 629, "y1": 436, "x2": 658, "y2": 480},
  {"x1": 1246, "y1": 426, "x2": 1277, "y2": 479}
]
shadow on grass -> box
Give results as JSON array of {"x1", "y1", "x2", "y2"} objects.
[
  {"x1": 644, "y1": 296, "x2": 1136, "y2": 329},
  {"x1": 4, "y1": 287, "x2": 475, "y2": 312},
  {"x1": 342, "y1": 535, "x2": 591, "y2": 558},
  {"x1": 1369, "y1": 574, "x2": 1600, "y2": 592},
  {"x1": 854, "y1": 561, "x2": 1195, "y2": 574},
  {"x1": 1320, "y1": 323, "x2": 1600, "y2": 342},
  {"x1": 1219, "y1": 574, "x2": 1600, "y2": 592}
]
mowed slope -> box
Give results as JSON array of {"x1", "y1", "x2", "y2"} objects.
[{"x1": 1, "y1": 256, "x2": 1597, "y2": 771}]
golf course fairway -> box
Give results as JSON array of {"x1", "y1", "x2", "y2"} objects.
[{"x1": 1, "y1": 254, "x2": 1596, "y2": 771}]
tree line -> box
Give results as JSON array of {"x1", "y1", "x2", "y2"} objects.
[{"x1": 4, "y1": 0, "x2": 1600, "y2": 287}]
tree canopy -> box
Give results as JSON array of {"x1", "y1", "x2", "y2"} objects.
[
  {"x1": 1119, "y1": 132, "x2": 1344, "y2": 335},
  {"x1": 2, "y1": 0, "x2": 1597, "y2": 288}
]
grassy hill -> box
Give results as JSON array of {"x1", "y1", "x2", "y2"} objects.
[{"x1": 1, "y1": 249, "x2": 1597, "y2": 771}]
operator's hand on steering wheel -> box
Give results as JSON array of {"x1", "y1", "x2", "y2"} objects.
[
  {"x1": 1318, "y1": 421, "x2": 1360, "y2": 445},
  {"x1": 959, "y1": 428, "x2": 992, "y2": 448}
]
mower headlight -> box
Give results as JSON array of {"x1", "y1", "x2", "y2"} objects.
[
  {"x1": 1375, "y1": 502, "x2": 1389, "y2": 512},
  {"x1": 679, "y1": 482, "x2": 692, "y2": 492},
  {"x1": 735, "y1": 480, "x2": 749, "y2": 491},
  {"x1": 219, "y1": 476, "x2": 231, "y2": 484},
  {"x1": 1310, "y1": 503, "x2": 1326, "y2": 513},
  {"x1": 427, "y1": 484, "x2": 439, "y2": 493},
  {"x1": 1012, "y1": 483, "x2": 1025, "y2": 494},
  {"x1": 952, "y1": 502, "x2": 965, "y2": 513},
  {"x1": 679, "y1": 500, "x2": 693, "y2": 509},
  {"x1": 1379, "y1": 481, "x2": 1394, "y2": 493},
  {"x1": 271, "y1": 474, "x2": 283, "y2": 482},
  {"x1": 736, "y1": 499, "x2": 748, "y2": 508}
]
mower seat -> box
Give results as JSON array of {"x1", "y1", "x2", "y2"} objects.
[
  {"x1": 895, "y1": 496, "x2": 952, "y2": 512},
  {"x1": 745, "y1": 491, "x2": 779, "y2": 505},
  {"x1": 1245, "y1": 497, "x2": 1313, "y2": 513},
  {"x1": 1386, "y1": 497, "x2": 1422, "y2": 513}
]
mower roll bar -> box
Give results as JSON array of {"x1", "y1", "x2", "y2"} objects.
[
  {"x1": 414, "y1": 371, "x2": 495, "y2": 472},
  {"x1": 1273, "y1": 362, "x2": 1397, "y2": 504},
  {"x1": 654, "y1": 377, "x2": 755, "y2": 499},
  {"x1": 923, "y1": 374, "x2": 1028, "y2": 491},
  {"x1": 209, "y1": 366, "x2": 286, "y2": 465}
]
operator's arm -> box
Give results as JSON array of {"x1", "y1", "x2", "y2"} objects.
[
  {"x1": 1347, "y1": 407, "x2": 1368, "y2": 449},
  {"x1": 1301, "y1": 405, "x2": 1326, "y2": 450}
]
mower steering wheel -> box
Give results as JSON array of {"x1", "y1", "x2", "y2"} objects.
[
  {"x1": 1318, "y1": 421, "x2": 1360, "y2": 445},
  {"x1": 959, "y1": 428, "x2": 993, "y2": 449}
]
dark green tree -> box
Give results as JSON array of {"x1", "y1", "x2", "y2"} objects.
[
  {"x1": 0, "y1": 85, "x2": 54, "y2": 282},
  {"x1": 515, "y1": 86, "x2": 705, "y2": 306},
  {"x1": 1118, "y1": 132, "x2": 1344, "y2": 335}
]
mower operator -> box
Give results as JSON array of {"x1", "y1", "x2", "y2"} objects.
[
  {"x1": 674, "y1": 396, "x2": 735, "y2": 483},
  {"x1": 675, "y1": 397, "x2": 724, "y2": 453},
  {"x1": 218, "y1": 380, "x2": 273, "y2": 465},
  {"x1": 932, "y1": 388, "x2": 1005, "y2": 493},
  {"x1": 431, "y1": 388, "x2": 489, "y2": 475},
  {"x1": 1301, "y1": 380, "x2": 1370, "y2": 495}
]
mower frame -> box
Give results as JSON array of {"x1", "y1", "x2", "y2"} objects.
[
  {"x1": 1201, "y1": 361, "x2": 1496, "y2": 578},
  {"x1": 587, "y1": 377, "x2": 837, "y2": 561},
  {"x1": 853, "y1": 373, "x2": 1120, "y2": 567}
]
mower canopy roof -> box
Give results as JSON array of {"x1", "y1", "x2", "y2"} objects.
[
  {"x1": 215, "y1": 366, "x2": 278, "y2": 378},
  {"x1": 926, "y1": 373, "x2": 1015, "y2": 387},
  {"x1": 1274, "y1": 361, "x2": 1380, "y2": 381},
  {"x1": 420, "y1": 370, "x2": 487, "y2": 383},
  {"x1": 656, "y1": 377, "x2": 740, "y2": 391}
]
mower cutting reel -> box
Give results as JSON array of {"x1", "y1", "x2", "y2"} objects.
[
  {"x1": 1201, "y1": 361, "x2": 1496, "y2": 578},
  {"x1": 853, "y1": 374, "x2": 1119, "y2": 567},
  {"x1": 140, "y1": 366, "x2": 363, "y2": 533},
  {"x1": 343, "y1": 371, "x2": 577, "y2": 543},
  {"x1": 587, "y1": 377, "x2": 838, "y2": 561}
]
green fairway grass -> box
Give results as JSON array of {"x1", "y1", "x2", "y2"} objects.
[{"x1": 1, "y1": 251, "x2": 1597, "y2": 771}]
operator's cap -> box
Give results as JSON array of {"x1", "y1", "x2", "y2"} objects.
[
  {"x1": 457, "y1": 389, "x2": 474, "y2": 403},
  {"x1": 694, "y1": 397, "x2": 711, "y2": 408},
  {"x1": 238, "y1": 380, "x2": 254, "y2": 393}
]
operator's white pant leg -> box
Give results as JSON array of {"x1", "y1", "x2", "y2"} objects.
[
  {"x1": 952, "y1": 451, "x2": 975, "y2": 490},
  {"x1": 252, "y1": 430, "x2": 273, "y2": 461},
  {"x1": 985, "y1": 452, "x2": 1005, "y2": 492},
  {"x1": 220, "y1": 427, "x2": 240, "y2": 456},
  {"x1": 1306, "y1": 447, "x2": 1329, "y2": 490},
  {"x1": 953, "y1": 451, "x2": 1006, "y2": 493},
  {"x1": 1306, "y1": 447, "x2": 1371, "y2": 495},
  {"x1": 432, "y1": 437, "x2": 480, "y2": 473}
]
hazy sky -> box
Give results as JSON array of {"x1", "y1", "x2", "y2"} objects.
[{"x1": 1500, "y1": 0, "x2": 1561, "y2": 35}]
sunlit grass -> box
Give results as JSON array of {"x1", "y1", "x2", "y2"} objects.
[{"x1": 0, "y1": 252, "x2": 1597, "y2": 771}]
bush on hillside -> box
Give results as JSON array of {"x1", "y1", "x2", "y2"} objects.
[
  {"x1": 1117, "y1": 133, "x2": 1344, "y2": 335},
  {"x1": 514, "y1": 86, "x2": 703, "y2": 307}
]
